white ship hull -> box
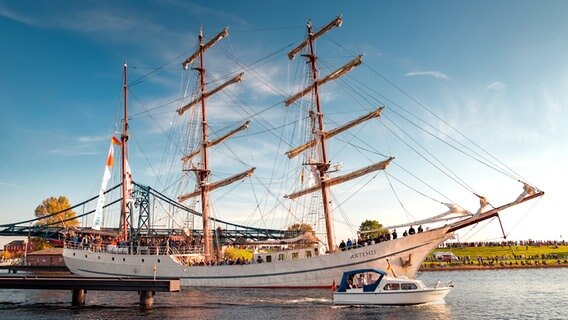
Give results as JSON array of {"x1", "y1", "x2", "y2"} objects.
[{"x1": 63, "y1": 227, "x2": 452, "y2": 287}]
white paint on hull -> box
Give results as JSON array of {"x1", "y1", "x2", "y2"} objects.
[{"x1": 64, "y1": 228, "x2": 452, "y2": 287}]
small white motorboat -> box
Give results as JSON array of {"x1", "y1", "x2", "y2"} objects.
[{"x1": 333, "y1": 268, "x2": 453, "y2": 305}]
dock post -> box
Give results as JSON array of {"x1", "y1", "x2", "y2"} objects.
[
  {"x1": 139, "y1": 290, "x2": 155, "y2": 309},
  {"x1": 72, "y1": 289, "x2": 86, "y2": 306}
]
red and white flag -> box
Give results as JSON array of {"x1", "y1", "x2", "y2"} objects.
[{"x1": 93, "y1": 136, "x2": 119, "y2": 230}]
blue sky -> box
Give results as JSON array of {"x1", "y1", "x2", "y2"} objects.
[{"x1": 1, "y1": 0, "x2": 566, "y2": 244}]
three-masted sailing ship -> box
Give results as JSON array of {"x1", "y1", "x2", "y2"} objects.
[{"x1": 63, "y1": 17, "x2": 543, "y2": 287}]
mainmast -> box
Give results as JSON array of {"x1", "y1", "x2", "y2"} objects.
[
  {"x1": 120, "y1": 63, "x2": 129, "y2": 241},
  {"x1": 177, "y1": 27, "x2": 253, "y2": 261},
  {"x1": 285, "y1": 17, "x2": 392, "y2": 252}
]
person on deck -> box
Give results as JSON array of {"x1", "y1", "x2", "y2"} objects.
[
  {"x1": 418, "y1": 225, "x2": 423, "y2": 233},
  {"x1": 392, "y1": 230, "x2": 398, "y2": 239},
  {"x1": 408, "y1": 225, "x2": 416, "y2": 235},
  {"x1": 346, "y1": 238, "x2": 353, "y2": 249},
  {"x1": 339, "y1": 240, "x2": 346, "y2": 251}
]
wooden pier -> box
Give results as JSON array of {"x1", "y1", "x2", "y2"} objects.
[{"x1": 0, "y1": 276, "x2": 181, "y2": 308}]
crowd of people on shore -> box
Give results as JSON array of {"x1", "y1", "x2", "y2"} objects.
[{"x1": 439, "y1": 239, "x2": 565, "y2": 249}]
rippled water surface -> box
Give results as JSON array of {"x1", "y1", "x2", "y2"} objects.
[{"x1": 0, "y1": 268, "x2": 566, "y2": 319}]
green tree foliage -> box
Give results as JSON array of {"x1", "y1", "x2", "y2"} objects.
[
  {"x1": 224, "y1": 247, "x2": 253, "y2": 261},
  {"x1": 358, "y1": 219, "x2": 388, "y2": 239},
  {"x1": 34, "y1": 196, "x2": 79, "y2": 228},
  {"x1": 31, "y1": 237, "x2": 53, "y2": 251},
  {"x1": 287, "y1": 223, "x2": 314, "y2": 235}
]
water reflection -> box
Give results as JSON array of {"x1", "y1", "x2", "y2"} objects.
[{"x1": 0, "y1": 268, "x2": 566, "y2": 320}]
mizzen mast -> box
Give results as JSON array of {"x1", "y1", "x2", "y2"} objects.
[
  {"x1": 177, "y1": 27, "x2": 253, "y2": 261},
  {"x1": 120, "y1": 63, "x2": 129, "y2": 241},
  {"x1": 285, "y1": 16, "x2": 392, "y2": 252}
]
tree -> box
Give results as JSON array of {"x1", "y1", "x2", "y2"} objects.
[
  {"x1": 34, "y1": 196, "x2": 79, "y2": 228},
  {"x1": 287, "y1": 223, "x2": 314, "y2": 235},
  {"x1": 358, "y1": 219, "x2": 389, "y2": 239},
  {"x1": 31, "y1": 237, "x2": 53, "y2": 251},
  {"x1": 223, "y1": 247, "x2": 253, "y2": 261}
]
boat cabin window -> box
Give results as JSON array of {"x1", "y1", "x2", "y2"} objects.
[
  {"x1": 278, "y1": 254, "x2": 285, "y2": 261},
  {"x1": 305, "y1": 250, "x2": 312, "y2": 258},
  {"x1": 292, "y1": 252, "x2": 299, "y2": 259},
  {"x1": 266, "y1": 255, "x2": 272, "y2": 263},
  {"x1": 383, "y1": 283, "x2": 400, "y2": 290},
  {"x1": 401, "y1": 283, "x2": 418, "y2": 290}
]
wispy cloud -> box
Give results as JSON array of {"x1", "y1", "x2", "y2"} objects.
[
  {"x1": 0, "y1": 181, "x2": 25, "y2": 189},
  {"x1": 163, "y1": 0, "x2": 250, "y2": 27},
  {"x1": 0, "y1": 4, "x2": 35, "y2": 25},
  {"x1": 405, "y1": 71, "x2": 449, "y2": 80},
  {"x1": 486, "y1": 82, "x2": 507, "y2": 91},
  {"x1": 47, "y1": 147, "x2": 100, "y2": 157},
  {"x1": 77, "y1": 135, "x2": 110, "y2": 143}
]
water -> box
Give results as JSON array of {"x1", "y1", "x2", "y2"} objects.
[{"x1": 0, "y1": 268, "x2": 566, "y2": 320}]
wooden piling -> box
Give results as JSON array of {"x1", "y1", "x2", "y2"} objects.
[
  {"x1": 139, "y1": 290, "x2": 155, "y2": 308},
  {"x1": 72, "y1": 289, "x2": 86, "y2": 306}
]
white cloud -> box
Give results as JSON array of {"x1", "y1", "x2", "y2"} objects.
[
  {"x1": 405, "y1": 71, "x2": 449, "y2": 80},
  {"x1": 486, "y1": 82, "x2": 507, "y2": 91},
  {"x1": 0, "y1": 181, "x2": 25, "y2": 189},
  {"x1": 47, "y1": 147, "x2": 99, "y2": 157},
  {"x1": 0, "y1": 5, "x2": 35, "y2": 25},
  {"x1": 77, "y1": 135, "x2": 109, "y2": 143}
]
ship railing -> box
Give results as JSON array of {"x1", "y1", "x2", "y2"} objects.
[
  {"x1": 135, "y1": 245, "x2": 204, "y2": 255},
  {"x1": 64, "y1": 240, "x2": 109, "y2": 253},
  {"x1": 65, "y1": 240, "x2": 205, "y2": 255}
]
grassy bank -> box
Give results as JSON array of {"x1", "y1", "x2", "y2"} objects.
[{"x1": 420, "y1": 244, "x2": 568, "y2": 271}]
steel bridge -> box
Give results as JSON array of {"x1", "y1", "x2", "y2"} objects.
[{"x1": 0, "y1": 182, "x2": 292, "y2": 244}]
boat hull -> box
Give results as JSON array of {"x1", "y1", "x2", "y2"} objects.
[
  {"x1": 333, "y1": 287, "x2": 451, "y2": 305},
  {"x1": 63, "y1": 227, "x2": 452, "y2": 287}
]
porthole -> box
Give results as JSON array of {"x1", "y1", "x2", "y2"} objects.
[
  {"x1": 123, "y1": 258, "x2": 126, "y2": 262},
  {"x1": 141, "y1": 259, "x2": 145, "y2": 263},
  {"x1": 112, "y1": 257, "x2": 115, "y2": 261},
  {"x1": 157, "y1": 259, "x2": 161, "y2": 263}
]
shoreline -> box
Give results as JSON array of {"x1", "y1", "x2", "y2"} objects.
[{"x1": 419, "y1": 263, "x2": 568, "y2": 272}]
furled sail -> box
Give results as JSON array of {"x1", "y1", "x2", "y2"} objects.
[
  {"x1": 177, "y1": 73, "x2": 244, "y2": 116},
  {"x1": 182, "y1": 120, "x2": 251, "y2": 163},
  {"x1": 285, "y1": 55, "x2": 362, "y2": 106},
  {"x1": 182, "y1": 28, "x2": 229, "y2": 69},
  {"x1": 178, "y1": 167, "x2": 256, "y2": 202},
  {"x1": 285, "y1": 157, "x2": 394, "y2": 199},
  {"x1": 286, "y1": 108, "x2": 383, "y2": 159},
  {"x1": 288, "y1": 16, "x2": 343, "y2": 60}
]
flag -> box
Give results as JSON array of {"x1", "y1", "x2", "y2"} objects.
[
  {"x1": 106, "y1": 144, "x2": 115, "y2": 167},
  {"x1": 93, "y1": 138, "x2": 117, "y2": 230},
  {"x1": 111, "y1": 136, "x2": 121, "y2": 145}
]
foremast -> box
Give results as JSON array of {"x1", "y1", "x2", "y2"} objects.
[
  {"x1": 176, "y1": 27, "x2": 253, "y2": 261},
  {"x1": 120, "y1": 63, "x2": 130, "y2": 241},
  {"x1": 285, "y1": 16, "x2": 393, "y2": 252}
]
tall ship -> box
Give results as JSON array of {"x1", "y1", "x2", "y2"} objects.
[{"x1": 63, "y1": 16, "x2": 543, "y2": 287}]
